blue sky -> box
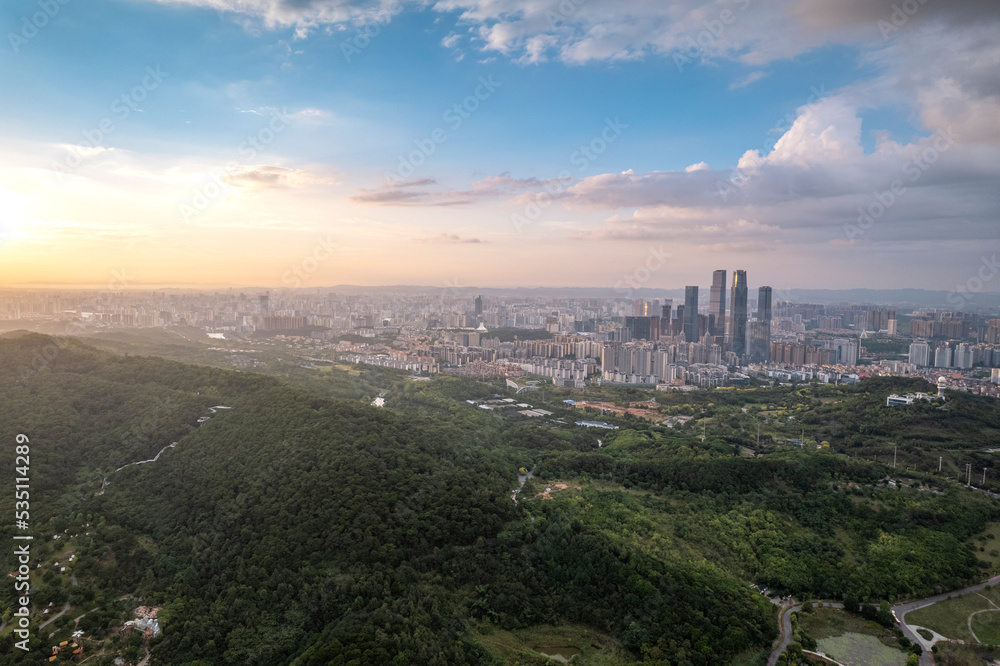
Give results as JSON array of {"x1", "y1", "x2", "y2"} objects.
[{"x1": 0, "y1": 0, "x2": 997, "y2": 291}]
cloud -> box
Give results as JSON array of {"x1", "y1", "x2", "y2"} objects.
[
  {"x1": 350, "y1": 172, "x2": 566, "y2": 206},
  {"x1": 729, "y1": 70, "x2": 768, "y2": 89},
  {"x1": 414, "y1": 233, "x2": 486, "y2": 243},
  {"x1": 349, "y1": 186, "x2": 473, "y2": 206},
  {"x1": 574, "y1": 213, "x2": 780, "y2": 242},
  {"x1": 147, "y1": 0, "x2": 402, "y2": 33},
  {"x1": 144, "y1": 0, "x2": 1000, "y2": 74},
  {"x1": 223, "y1": 165, "x2": 334, "y2": 189},
  {"x1": 684, "y1": 162, "x2": 710, "y2": 172},
  {"x1": 511, "y1": 92, "x2": 1000, "y2": 246}
]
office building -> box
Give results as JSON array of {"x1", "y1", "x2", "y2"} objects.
[
  {"x1": 709, "y1": 269, "x2": 726, "y2": 337},
  {"x1": 684, "y1": 286, "x2": 699, "y2": 343},
  {"x1": 729, "y1": 270, "x2": 748, "y2": 358},
  {"x1": 757, "y1": 286, "x2": 772, "y2": 322}
]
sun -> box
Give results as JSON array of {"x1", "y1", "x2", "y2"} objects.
[{"x1": 0, "y1": 187, "x2": 32, "y2": 244}]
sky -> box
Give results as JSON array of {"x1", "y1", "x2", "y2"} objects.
[{"x1": 0, "y1": 0, "x2": 998, "y2": 292}]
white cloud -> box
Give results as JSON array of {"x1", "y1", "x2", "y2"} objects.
[
  {"x1": 729, "y1": 70, "x2": 768, "y2": 89},
  {"x1": 494, "y1": 93, "x2": 999, "y2": 246}
]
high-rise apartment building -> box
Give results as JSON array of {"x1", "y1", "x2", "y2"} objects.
[
  {"x1": 909, "y1": 340, "x2": 930, "y2": 367},
  {"x1": 935, "y1": 345, "x2": 953, "y2": 368}
]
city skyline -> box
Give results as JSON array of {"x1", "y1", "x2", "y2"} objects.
[{"x1": 1, "y1": 0, "x2": 998, "y2": 290}]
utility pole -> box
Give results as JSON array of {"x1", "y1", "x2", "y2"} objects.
[
  {"x1": 984, "y1": 468, "x2": 987, "y2": 485},
  {"x1": 967, "y1": 463, "x2": 972, "y2": 487},
  {"x1": 939, "y1": 456, "x2": 943, "y2": 473},
  {"x1": 757, "y1": 423, "x2": 760, "y2": 447},
  {"x1": 893, "y1": 445, "x2": 897, "y2": 469}
]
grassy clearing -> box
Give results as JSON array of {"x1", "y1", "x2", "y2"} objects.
[
  {"x1": 798, "y1": 607, "x2": 903, "y2": 649},
  {"x1": 815, "y1": 633, "x2": 908, "y2": 666},
  {"x1": 470, "y1": 622, "x2": 628, "y2": 665},
  {"x1": 907, "y1": 593, "x2": 993, "y2": 642},
  {"x1": 969, "y1": 610, "x2": 1000, "y2": 644}
]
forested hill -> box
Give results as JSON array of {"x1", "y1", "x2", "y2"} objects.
[{"x1": 0, "y1": 334, "x2": 778, "y2": 665}]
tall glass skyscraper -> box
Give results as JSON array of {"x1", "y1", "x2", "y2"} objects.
[
  {"x1": 757, "y1": 286, "x2": 772, "y2": 322},
  {"x1": 749, "y1": 286, "x2": 772, "y2": 363},
  {"x1": 684, "y1": 286, "x2": 699, "y2": 343},
  {"x1": 709, "y1": 269, "x2": 726, "y2": 337},
  {"x1": 729, "y1": 271, "x2": 748, "y2": 358}
]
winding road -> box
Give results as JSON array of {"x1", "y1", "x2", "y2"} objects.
[
  {"x1": 892, "y1": 574, "x2": 1000, "y2": 666},
  {"x1": 768, "y1": 575, "x2": 1000, "y2": 666},
  {"x1": 767, "y1": 602, "x2": 844, "y2": 666}
]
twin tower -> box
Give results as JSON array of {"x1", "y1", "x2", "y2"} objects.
[{"x1": 684, "y1": 270, "x2": 772, "y2": 360}]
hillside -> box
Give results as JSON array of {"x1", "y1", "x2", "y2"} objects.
[{"x1": 0, "y1": 334, "x2": 781, "y2": 665}]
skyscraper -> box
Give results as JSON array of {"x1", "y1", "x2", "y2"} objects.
[
  {"x1": 709, "y1": 269, "x2": 726, "y2": 337},
  {"x1": 474, "y1": 295, "x2": 483, "y2": 315},
  {"x1": 757, "y1": 286, "x2": 772, "y2": 322},
  {"x1": 748, "y1": 286, "x2": 772, "y2": 363},
  {"x1": 729, "y1": 270, "x2": 748, "y2": 358},
  {"x1": 684, "y1": 286, "x2": 699, "y2": 343}
]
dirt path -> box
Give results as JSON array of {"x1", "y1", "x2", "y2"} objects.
[{"x1": 967, "y1": 608, "x2": 1000, "y2": 644}]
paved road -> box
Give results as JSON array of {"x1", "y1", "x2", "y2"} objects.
[
  {"x1": 39, "y1": 601, "x2": 71, "y2": 629},
  {"x1": 766, "y1": 577, "x2": 1000, "y2": 666},
  {"x1": 767, "y1": 602, "x2": 844, "y2": 666},
  {"x1": 892, "y1": 574, "x2": 1000, "y2": 666}
]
